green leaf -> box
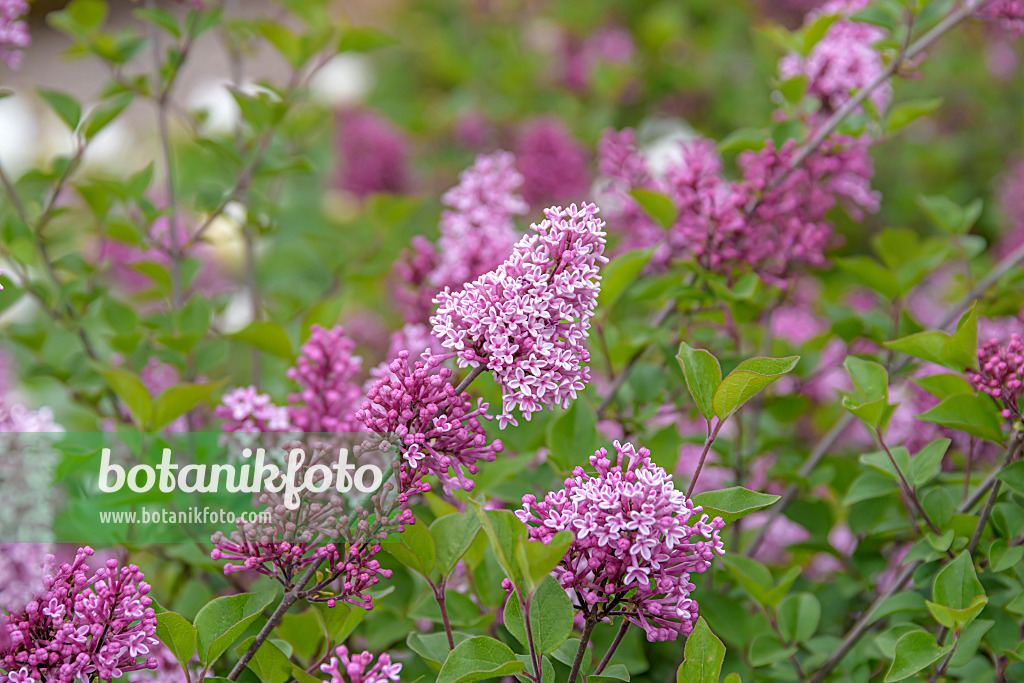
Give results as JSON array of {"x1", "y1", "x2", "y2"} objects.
[
  {"x1": 227, "y1": 321, "x2": 294, "y2": 360},
  {"x1": 718, "y1": 127, "x2": 768, "y2": 154},
  {"x1": 916, "y1": 394, "x2": 1004, "y2": 443},
  {"x1": 911, "y1": 439, "x2": 950, "y2": 487},
  {"x1": 469, "y1": 503, "x2": 527, "y2": 588},
  {"x1": 84, "y1": 94, "x2": 133, "y2": 140},
  {"x1": 152, "y1": 380, "x2": 226, "y2": 431},
  {"x1": 918, "y1": 195, "x2": 983, "y2": 235},
  {"x1": 887, "y1": 98, "x2": 943, "y2": 133},
  {"x1": 338, "y1": 26, "x2": 397, "y2": 52},
  {"x1": 933, "y1": 552, "x2": 983, "y2": 611},
  {"x1": 382, "y1": 520, "x2": 435, "y2": 579},
  {"x1": 777, "y1": 593, "x2": 821, "y2": 644},
  {"x1": 691, "y1": 487, "x2": 780, "y2": 525},
  {"x1": 504, "y1": 576, "x2": 573, "y2": 655},
  {"x1": 884, "y1": 631, "x2": 951, "y2": 682},
  {"x1": 598, "y1": 249, "x2": 654, "y2": 314},
  {"x1": 945, "y1": 305, "x2": 978, "y2": 371},
  {"x1": 676, "y1": 342, "x2": 722, "y2": 422},
  {"x1": 98, "y1": 367, "x2": 152, "y2": 427},
  {"x1": 516, "y1": 531, "x2": 572, "y2": 594},
  {"x1": 408, "y1": 632, "x2": 472, "y2": 671},
  {"x1": 711, "y1": 356, "x2": 799, "y2": 420},
  {"x1": 926, "y1": 594, "x2": 988, "y2": 630},
  {"x1": 37, "y1": 89, "x2": 82, "y2": 130},
  {"x1": 837, "y1": 256, "x2": 900, "y2": 299},
  {"x1": 884, "y1": 332, "x2": 949, "y2": 367},
  {"x1": 435, "y1": 636, "x2": 525, "y2": 683},
  {"x1": 844, "y1": 471, "x2": 898, "y2": 504},
  {"x1": 802, "y1": 13, "x2": 839, "y2": 54},
  {"x1": 997, "y1": 461, "x2": 1024, "y2": 496},
  {"x1": 590, "y1": 663, "x2": 630, "y2": 682},
  {"x1": 912, "y1": 374, "x2": 974, "y2": 400},
  {"x1": 748, "y1": 633, "x2": 797, "y2": 667},
  {"x1": 133, "y1": 7, "x2": 181, "y2": 38},
  {"x1": 193, "y1": 588, "x2": 278, "y2": 667},
  {"x1": 430, "y1": 511, "x2": 482, "y2": 580},
  {"x1": 676, "y1": 617, "x2": 725, "y2": 683},
  {"x1": 545, "y1": 400, "x2": 600, "y2": 471},
  {"x1": 630, "y1": 188, "x2": 677, "y2": 229},
  {"x1": 234, "y1": 636, "x2": 318, "y2": 683},
  {"x1": 155, "y1": 611, "x2": 197, "y2": 670}
]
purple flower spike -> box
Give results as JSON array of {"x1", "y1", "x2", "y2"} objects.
[
  {"x1": 1, "y1": 547, "x2": 160, "y2": 682},
  {"x1": 431, "y1": 203, "x2": 608, "y2": 427},
  {"x1": 517, "y1": 441, "x2": 726, "y2": 642},
  {"x1": 288, "y1": 325, "x2": 364, "y2": 434}
]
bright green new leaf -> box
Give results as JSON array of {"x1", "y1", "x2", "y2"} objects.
[
  {"x1": 382, "y1": 520, "x2": 435, "y2": 579},
  {"x1": 933, "y1": 552, "x2": 984, "y2": 611},
  {"x1": 152, "y1": 380, "x2": 227, "y2": 431},
  {"x1": 777, "y1": 593, "x2": 821, "y2": 644},
  {"x1": 435, "y1": 636, "x2": 525, "y2": 683},
  {"x1": 691, "y1": 487, "x2": 780, "y2": 525},
  {"x1": 228, "y1": 321, "x2": 294, "y2": 360},
  {"x1": 98, "y1": 367, "x2": 152, "y2": 427},
  {"x1": 155, "y1": 611, "x2": 197, "y2": 670},
  {"x1": 193, "y1": 588, "x2": 277, "y2": 666},
  {"x1": 504, "y1": 576, "x2": 573, "y2": 655},
  {"x1": 916, "y1": 394, "x2": 1004, "y2": 443},
  {"x1": 676, "y1": 342, "x2": 722, "y2": 422},
  {"x1": 712, "y1": 356, "x2": 799, "y2": 420},
  {"x1": 630, "y1": 188, "x2": 677, "y2": 229},
  {"x1": 884, "y1": 631, "x2": 951, "y2": 682},
  {"x1": 676, "y1": 617, "x2": 725, "y2": 683},
  {"x1": 431, "y1": 511, "x2": 482, "y2": 580},
  {"x1": 516, "y1": 531, "x2": 572, "y2": 593},
  {"x1": 926, "y1": 594, "x2": 988, "y2": 630},
  {"x1": 598, "y1": 249, "x2": 654, "y2": 314}
]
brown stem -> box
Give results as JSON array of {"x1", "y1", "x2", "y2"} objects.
[
  {"x1": 435, "y1": 584, "x2": 456, "y2": 650},
  {"x1": 567, "y1": 617, "x2": 597, "y2": 683},
  {"x1": 594, "y1": 618, "x2": 630, "y2": 675},
  {"x1": 686, "y1": 419, "x2": 725, "y2": 499},
  {"x1": 522, "y1": 595, "x2": 543, "y2": 682},
  {"x1": 874, "y1": 429, "x2": 947, "y2": 541},
  {"x1": 228, "y1": 558, "x2": 324, "y2": 680}
]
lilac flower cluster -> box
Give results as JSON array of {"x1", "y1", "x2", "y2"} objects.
[
  {"x1": 514, "y1": 118, "x2": 590, "y2": 209},
  {"x1": 218, "y1": 325, "x2": 364, "y2": 435},
  {"x1": 996, "y1": 159, "x2": 1024, "y2": 257},
  {"x1": 779, "y1": 0, "x2": 891, "y2": 114},
  {"x1": 336, "y1": 110, "x2": 411, "y2": 199},
  {"x1": 320, "y1": 646, "x2": 401, "y2": 683},
  {"x1": 0, "y1": 0, "x2": 30, "y2": 70},
  {"x1": 210, "y1": 439, "x2": 400, "y2": 609},
  {"x1": 288, "y1": 325, "x2": 364, "y2": 433},
  {"x1": 1, "y1": 547, "x2": 159, "y2": 683},
  {"x1": 967, "y1": 334, "x2": 1024, "y2": 420},
  {"x1": 431, "y1": 203, "x2": 608, "y2": 426},
  {"x1": 977, "y1": 0, "x2": 1024, "y2": 36},
  {"x1": 215, "y1": 385, "x2": 293, "y2": 433},
  {"x1": 597, "y1": 129, "x2": 876, "y2": 285},
  {"x1": 357, "y1": 351, "x2": 502, "y2": 497},
  {"x1": 396, "y1": 152, "x2": 527, "y2": 323},
  {"x1": 517, "y1": 442, "x2": 725, "y2": 642}
]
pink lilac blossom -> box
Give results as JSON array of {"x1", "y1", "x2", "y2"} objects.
[
  {"x1": 368, "y1": 324, "x2": 442, "y2": 384},
  {"x1": 778, "y1": 0, "x2": 892, "y2": 114},
  {"x1": 0, "y1": 0, "x2": 30, "y2": 70},
  {"x1": 320, "y1": 646, "x2": 401, "y2": 683},
  {"x1": 431, "y1": 203, "x2": 608, "y2": 427},
  {"x1": 514, "y1": 118, "x2": 590, "y2": 209},
  {"x1": 394, "y1": 236, "x2": 439, "y2": 324},
  {"x1": 215, "y1": 386, "x2": 293, "y2": 433},
  {"x1": 356, "y1": 351, "x2": 502, "y2": 497},
  {"x1": 287, "y1": 325, "x2": 363, "y2": 433},
  {"x1": 976, "y1": 1, "x2": 1024, "y2": 36},
  {"x1": 967, "y1": 334, "x2": 1024, "y2": 420},
  {"x1": 596, "y1": 128, "x2": 877, "y2": 285},
  {"x1": 430, "y1": 151, "x2": 528, "y2": 291},
  {"x1": 336, "y1": 110, "x2": 411, "y2": 199},
  {"x1": 517, "y1": 442, "x2": 725, "y2": 641},
  {"x1": 210, "y1": 439, "x2": 400, "y2": 610},
  {"x1": 0, "y1": 547, "x2": 159, "y2": 683},
  {"x1": 0, "y1": 545, "x2": 48, "y2": 616}
]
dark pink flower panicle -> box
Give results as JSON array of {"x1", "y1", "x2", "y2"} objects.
[
  {"x1": 287, "y1": 325, "x2": 364, "y2": 434},
  {"x1": 336, "y1": 110, "x2": 411, "y2": 199},
  {"x1": 967, "y1": 334, "x2": 1024, "y2": 420},
  {"x1": 320, "y1": 645, "x2": 402, "y2": 683},
  {"x1": 1, "y1": 547, "x2": 160, "y2": 683},
  {"x1": 394, "y1": 236, "x2": 440, "y2": 324},
  {"x1": 977, "y1": 0, "x2": 1024, "y2": 36},
  {"x1": 357, "y1": 351, "x2": 502, "y2": 497},
  {"x1": 0, "y1": 0, "x2": 30, "y2": 69},
  {"x1": 514, "y1": 118, "x2": 590, "y2": 209},
  {"x1": 431, "y1": 203, "x2": 608, "y2": 427},
  {"x1": 779, "y1": 0, "x2": 891, "y2": 114},
  {"x1": 516, "y1": 441, "x2": 725, "y2": 642}
]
